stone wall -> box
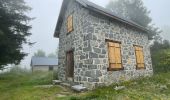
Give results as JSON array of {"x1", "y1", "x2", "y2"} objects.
[
  {"x1": 58, "y1": 0, "x2": 153, "y2": 89},
  {"x1": 58, "y1": 0, "x2": 87, "y2": 82}
]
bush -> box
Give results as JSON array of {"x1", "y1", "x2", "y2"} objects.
[
  {"x1": 152, "y1": 49, "x2": 170, "y2": 73},
  {"x1": 53, "y1": 70, "x2": 58, "y2": 80}
]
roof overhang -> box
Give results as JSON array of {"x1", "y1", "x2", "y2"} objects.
[{"x1": 54, "y1": 0, "x2": 71, "y2": 38}]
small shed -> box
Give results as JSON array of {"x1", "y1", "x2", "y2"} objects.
[{"x1": 31, "y1": 57, "x2": 58, "y2": 72}]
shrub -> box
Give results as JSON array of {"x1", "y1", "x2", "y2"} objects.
[
  {"x1": 152, "y1": 49, "x2": 170, "y2": 73},
  {"x1": 53, "y1": 70, "x2": 58, "y2": 80}
]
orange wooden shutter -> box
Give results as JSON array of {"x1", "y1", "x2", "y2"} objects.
[
  {"x1": 109, "y1": 46, "x2": 115, "y2": 64},
  {"x1": 135, "y1": 46, "x2": 144, "y2": 69},
  {"x1": 67, "y1": 15, "x2": 73, "y2": 33},
  {"x1": 108, "y1": 42, "x2": 122, "y2": 70},
  {"x1": 139, "y1": 48, "x2": 144, "y2": 68},
  {"x1": 108, "y1": 42, "x2": 115, "y2": 69},
  {"x1": 115, "y1": 43, "x2": 121, "y2": 68}
]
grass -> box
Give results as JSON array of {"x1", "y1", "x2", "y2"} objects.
[
  {"x1": 64, "y1": 73, "x2": 170, "y2": 100},
  {"x1": 0, "y1": 67, "x2": 73, "y2": 100},
  {"x1": 1, "y1": 67, "x2": 170, "y2": 100}
]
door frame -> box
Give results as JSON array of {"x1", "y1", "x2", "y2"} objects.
[{"x1": 66, "y1": 50, "x2": 74, "y2": 81}]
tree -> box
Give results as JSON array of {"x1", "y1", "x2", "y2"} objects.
[
  {"x1": 151, "y1": 39, "x2": 170, "y2": 53},
  {"x1": 162, "y1": 40, "x2": 170, "y2": 49},
  {"x1": 48, "y1": 47, "x2": 59, "y2": 58},
  {"x1": 34, "y1": 50, "x2": 46, "y2": 57},
  {"x1": 48, "y1": 53, "x2": 56, "y2": 58},
  {"x1": 106, "y1": 0, "x2": 161, "y2": 40},
  {"x1": 0, "y1": 0, "x2": 32, "y2": 68},
  {"x1": 161, "y1": 25, "x2": 170, "y2": 41},
  {"x1": 152, "y1": 49, "x2": 170, "y2": 73}
]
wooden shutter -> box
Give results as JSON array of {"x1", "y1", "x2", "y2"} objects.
[
  {"x1": 108, "y1": 42, "x2": 122, "y2": 70},
  {"x1": 67, "y1": 15, "x2": 73, "y2": 33},
  {"x1": 134, "y1": 46, "x2": 145, "y2": 69}
]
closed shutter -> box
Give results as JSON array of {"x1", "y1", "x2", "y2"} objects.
[
  {"x1": 67, "y1": 15, "x2": 73, "y2": 33},
  {"x1": 134, "y1": 46, "x2": 145, "y2": 69},
  {"x1": 108, "y1": 42, "x2": 122, "y2": 70}
]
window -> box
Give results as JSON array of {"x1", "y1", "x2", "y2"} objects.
[
  {"x1": 67, "y1": 15, "x2": 73, "y2": 33},
  {"x1": 134, "y1": 46, "x2": 145, "y2": 69},
  {"x1": 107, "y1": 41, "x2": 122, "y2": 71},
  {"x1": 49, "y1": 66, "x2": 53, "y2": 71}
]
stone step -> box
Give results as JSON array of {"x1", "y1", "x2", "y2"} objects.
[
  {"x1": 52, "y1": 80, "x2": 62, "y2": 85},
  {"x1": 71, "y1": 84, "x2": 87, "y2": 92}
]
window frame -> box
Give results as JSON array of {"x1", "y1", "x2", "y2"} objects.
[
  {"x1": 67, "y1": 14, "x2": 74, "y2": 34},
  {"x1": 106, "y1": 40, "x2": 123, "y2": 71},
  {"x1": 134, "y1": 45, "x2": 145, "y2": 70}
]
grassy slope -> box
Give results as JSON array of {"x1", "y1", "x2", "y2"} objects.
[
  {"x1": 0, "y1": 71, "x2": 69, "y2": 100},
  {"x1": 1, "y1": 69, "x2": 170, "y2": 100},
  {"x1": 65, "y1": 73, "x2": 170, "y2": 100}
]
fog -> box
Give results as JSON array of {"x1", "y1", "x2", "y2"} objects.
[{"x1": 21, "y1": 0, "x2": 170, "y2": 68}]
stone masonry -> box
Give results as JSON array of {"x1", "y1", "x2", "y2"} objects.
[{"x1": 57, "y1": 0, "x2": 153, "y2": 89}]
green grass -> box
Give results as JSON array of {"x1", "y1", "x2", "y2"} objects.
[
  {"x1": 1, "y1": 67, "x2": 170, "y2": 100},
  {"x1": 0, "y1": 68, "x2": 73, "y2": 100},
  {"x1": 65, "y1": 73, "x2": 170, "y2": 100}
]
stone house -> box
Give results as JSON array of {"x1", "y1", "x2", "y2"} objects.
[
  {"x1": 31, "y1": 57, "x2": 58, "y2": 72},
  {"x1": 54, "y1": 0, "x2": 153, "y2": 89}
]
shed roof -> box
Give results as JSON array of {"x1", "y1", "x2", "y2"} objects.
[
  {"x1": 31, "y1": 57, "x2": 58, "y2": 66},
  {"x1": 54, "y1": 0, "x2": 149, "y2": 37}
]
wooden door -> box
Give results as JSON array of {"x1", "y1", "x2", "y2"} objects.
[{"x1": 66, "y1": 51, "x2": 74, "y2": 78}]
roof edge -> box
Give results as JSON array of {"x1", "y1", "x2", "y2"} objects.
[
  {"x1": 54, "y1": 0, "x2": 70, "y2": 38},
  {"x1": 87, "y1": 6, "x2": 149, "y2": 33},
  {"x1": 54, "y1": 0, "x2": 150, "y2": 38}
]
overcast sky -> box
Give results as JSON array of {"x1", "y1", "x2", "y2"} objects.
[{"x1": 22, "y1": 0, "x2": 170, "y2": 68}]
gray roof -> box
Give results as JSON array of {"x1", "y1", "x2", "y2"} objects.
[
  {"x1": 54, "y1": 0, "x2": 149, "y2": 37},
  {"x1": 31, "y1": 57, "x2": 58, "y2": 66}
]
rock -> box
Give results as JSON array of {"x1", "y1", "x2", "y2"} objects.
[
  {"x1": 160, "y1": 85, "x2": 168, "y2": 90},
  {"x1": 53, "y1": 80, "x2": 62, "y2": 85},
  {"x1": 71, "y1": 84, "x2": 87, "y2": 92},
  {"x1": 89, "y1": 52, "x2": 98, "y2": 58},
  {"x1": 114, "y1": 86, "x2": 125, "y2": 91}
]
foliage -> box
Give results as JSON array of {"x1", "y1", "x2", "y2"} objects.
[
  {"x1": 48, "y1": 53, "x2": 57, "y2": 58},
  {"x1": 106, "y1": 0, "x2": 161, "y2": 40},
  {"x1": 151, "y1": 38, "x2": 170, "y2": 73},
  {"x1": 151, "y1": 40, "x2": 170, "y2": 53},
  {"x1": 152, "y1": 49, "x2": 170, "y2": 73},
  {"x1": 53, "y1": 70, "x2": 58, "y2": 80},
  {"x1": 34, "y1": 49, "x2": 46, "y2": 57},
  {"x1": 161, "y1": 25, "x2": 170, "y2": 40},
  {"x1": 0, "y1": 0, "x2": 33, "y2": 67}
]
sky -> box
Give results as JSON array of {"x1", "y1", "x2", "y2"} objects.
[{"x1": 22, "y1": 0, "x2": 170, "y2": 68}]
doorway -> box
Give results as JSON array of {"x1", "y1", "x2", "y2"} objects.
[{"x1": 66, "y1": 50, "x2": 74, "y2": 81}]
